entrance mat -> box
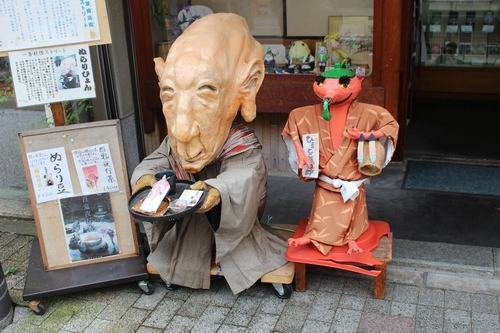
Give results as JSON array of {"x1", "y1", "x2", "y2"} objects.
[{"x1": 403, "y1": 160, "x2": 500, "y2": 197}]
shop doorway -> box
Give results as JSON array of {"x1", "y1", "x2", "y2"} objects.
[{"x1": 397, "y1": 1, "x2": 500, "y2": 247}]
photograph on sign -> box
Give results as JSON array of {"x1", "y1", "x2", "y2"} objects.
[
  {"x1": 9, "y1": 44, "x2": 96, "y2": 107},
  {"x1": 27, "y1": 146, "x2": 74, "y2": 203},
  {"x1": 60, "y1": 193, "x2": 120, "y2": 263},
  {"x1": 72, "y1": 144, "x2": 119, "y2": 194},
  {"x1": 0, "y1": 0, "x2": 100, "y2": 52},
  {"x1": 19, "y1": 120, "x2": 139, "y2": 270}
]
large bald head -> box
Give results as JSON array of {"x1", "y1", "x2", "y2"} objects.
[{"x1": 153, "y1": 13, "x2": 264, "y2": 173}]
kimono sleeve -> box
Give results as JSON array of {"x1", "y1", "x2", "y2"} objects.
[
  {"x1": 376, "y1": 109, "x2": 399, "y2": 145},
  {"x1": 130, "y1": 138, "x2": 172, "y2": 186},
  {"x1": 204, "y1": 148, "x2": 266, "y2": 260}
]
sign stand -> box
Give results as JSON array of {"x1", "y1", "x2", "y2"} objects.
[
  {"x1": 23, "y1": 235, "x2": 151, "y2": 315},
  {"x1": 19, "y1": 120, "x2": 154, "y2": 314}
]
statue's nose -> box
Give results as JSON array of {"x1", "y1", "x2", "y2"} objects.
[{"x1": 172, "y1": 114, "x2": 200, "y2": 143}]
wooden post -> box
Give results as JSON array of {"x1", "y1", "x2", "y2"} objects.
[
  {"x1": 373, "y1": 263, "x2": 387, "y2": 299},
  {"x1": 294, "y1": 263, "x2": 306, "y2": 292},
  {"x1": 50, "y1": 102, "x2": 65, "y2": 127}
]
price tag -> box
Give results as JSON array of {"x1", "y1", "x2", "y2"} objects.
[
  {"x1": 446, "y1": 25, "x2": 458, "y2": 33},
  {"x1": 482, "y1": 25, "x2": 495, "y2": 33},
  {"x1": 429, "y1": 25, "x2": 441, "y2": 33},
  {"x1": 461, "y1": 25, "x2": 473, "y2": 33}
]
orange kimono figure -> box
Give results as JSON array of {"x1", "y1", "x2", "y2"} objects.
[{"x1": 282, "y1": 63, "x2": 399, "y2": 256}]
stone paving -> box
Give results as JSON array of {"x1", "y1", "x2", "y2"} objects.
[{"x1": 2, "y1": 232, "x2": 500, "y2": 333}]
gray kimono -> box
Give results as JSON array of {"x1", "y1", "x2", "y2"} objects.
[{"x1": 130, "y1": 139, "x2": 287, "y2": 294}]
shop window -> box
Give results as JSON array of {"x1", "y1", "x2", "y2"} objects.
[{"x1": 149, "y1": 0, "x2": 374, "y2": 75}]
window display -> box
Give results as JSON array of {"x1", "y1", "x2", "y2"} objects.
[
  {"x1": 149, "y1": 0, "x2": 373, "y2": 74},
  {"x1": 421, "y1": 0, "x2": 500, "y2": 67}
]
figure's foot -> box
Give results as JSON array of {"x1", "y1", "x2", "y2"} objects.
[
  {"x1": 288, "y1": 237, "x2": 311, "y2": 247},
  {"x1": 147, "y1": 262, "x2": 159, "y2": 275},
  {"x1": 347, "y1": 240, "x2": 364, "y2": 255}
]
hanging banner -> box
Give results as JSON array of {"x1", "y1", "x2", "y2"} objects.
[
  {"x1": 26, "y1": 146, "x2": 74, "y2": 204},
  {"x1": 0, "y1": 0, "x2": 100, "y2": 52},
  {"x1": 9, "y1": 44, "x2": 96, "y2": 107}
]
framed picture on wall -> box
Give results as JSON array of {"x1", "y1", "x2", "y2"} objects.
[{"x1": 327, "y1": 16, "x2": 373, "y2": 74}]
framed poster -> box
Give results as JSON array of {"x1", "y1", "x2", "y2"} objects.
[
  {"x1": 9, "y1": 44, "x2": 97, "y2": 107},
  {"x1": 286, "y1": 0, "x2": 373, "y2": 37},
  {"x1": 327, "y1": 16, "x2": 373, "y2": 74},
  {"x1": 19, "y1": 120, "x2": 139, "y2": 270}
]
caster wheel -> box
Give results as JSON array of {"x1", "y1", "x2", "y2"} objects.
[
  {"x1": 165, "y1": 283, "x2": 178, "y2": 291},
  {"x1": 272, "y1": 283, "x2": 292, "y2": 299},
  {"x1": 28, "y1": 301, "x2": 46, "y2": 315},
  {"x1": 138, "y1": 280, "x2": 154, "y2": 295}
]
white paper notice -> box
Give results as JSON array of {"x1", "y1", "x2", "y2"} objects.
[
  {"x1": 301, "y1": 133, "x2": 319, "y2": 179},
  {"x1": 178, "y1": 190, "x2": 204, "y2": 207},
  {"x1": 72, "y1": 144, "x2": 119, "y2": 194},
  {"x1": 27, "y1": 147, "x2": 74, "y2": 203},
  {"x1": 9, "y1": 44, "x2": 96, "y2": 107},
  {"x1": 0, "y1": 0, "x2": 100, "y2": 52}
]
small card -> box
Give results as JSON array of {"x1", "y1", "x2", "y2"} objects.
[
  {"x1": 178, "y1": 190, "x2": 204, "y2": 207},
  {"x1": 301, "y1": 133, "x2": 319, "y2": 179},
  {"x1": 429, "y1": 25, "x2": 441, "y2": 33},
  {"x1": 446, "y1": 25, "x2": 458, "y2": 33},
  {"x1": 139, "y1": 176, "x2": 170, "y2": 213},
  {"x1": 482, "y1": 25, "x2": 495, "y2": 33},
  {"x1": 461, "y1": 25, "x2": 473, "y2": 33}
]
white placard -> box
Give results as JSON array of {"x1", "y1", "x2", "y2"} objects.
[
  {"x1": 482, "y1": 25, "x2": 495, "y2": 33},
  {"x1": 9, "y1": 44, "x2": 96, "y2": 107},
  {"x1": 429, "y1": 25, "x2": 442, "y2": 33},
  {"x1": 27, "y1": 147, "x2": 74, "y2": 203},
  {"x1": 446, "y1": 25, "x2": 458, "y2": 33},
  {"x1": 0, "y1": 0, "x2": 100, "y2": 52},
  {"x1": 461, "y1": 25, "x2": 473, "y2": 33},
  {"x1": 72, "y1": 144, "x2": 119, "y2": 194},
  {"x1": 139, "y1": 176, "x2": 170, "y2": 213},
  {"x1": 301, "y1": 133, "x2": 319, "y2": 179},
  {"x1": 178, "y1": 190, "x2": 204, "y2": 207}
]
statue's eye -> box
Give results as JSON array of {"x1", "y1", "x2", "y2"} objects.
[
  {"x1": 161, "y1": 86, "x2": 174, "y2": 94},
  {"x1": 339, "y1": 76, "x2": 351, "y2": 88},
  {"x1": 199, "y1": 84, "x2": 217, "y2": 93},
  {"x1": 315, "y1": 76, "x2": 325, "y2": 86}
]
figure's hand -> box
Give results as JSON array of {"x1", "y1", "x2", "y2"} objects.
[
  {"x1": 297, "y1": 150, "x2": 313, "y2": 170},
  {"x1": 293, "y1": 139, "x2": 313, "y2": 170},
  {"x1": 132, "y1": 174, "x2": 156, "y2": 195},
  {"x1": 346, "y1": 127, "x2": 385, "y2": 140},
  {"x1": 190, "y1": 181, "x2": 220, "y2": 213},
  {"x1": 346, "y1": 127, "x2": 362, "y2": 140}
]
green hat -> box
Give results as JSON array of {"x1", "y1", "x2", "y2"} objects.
[{"x1": 322, "y1": 62, "x2": 354, "y2": 78}]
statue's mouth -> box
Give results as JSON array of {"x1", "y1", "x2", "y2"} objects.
[
  {"x1": 184, "y1": 151, "x2": 203, "y2": 163},
  {"x1": 331, "y1": 93, "x2": 352, "y2": 105}
]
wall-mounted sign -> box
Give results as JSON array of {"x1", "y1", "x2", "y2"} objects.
[{"x1": 9, "y1": 44, "x2": 96, "y2": 107}]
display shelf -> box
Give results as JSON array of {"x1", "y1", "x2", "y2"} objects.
[{"x1": 421, "y1": 0, "x2": 500, "y2": 67}]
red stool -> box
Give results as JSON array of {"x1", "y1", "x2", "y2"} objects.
[{"x1": 285, "y1": 218, "x2": 393, "y2": 299}]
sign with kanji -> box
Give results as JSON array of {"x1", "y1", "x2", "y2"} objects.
[
  {"x1": 0, "y1": 0, "x2": 100, "y2": 52},
  {"x1": 72, "y1": 144, "x2": 119, "y2": 194},
  {"x1": 19, "y1": 120, "x2": 139, "y2": 270},
  {"x1": 9, "y1": 44, "x2": 96, "y2": 107}
]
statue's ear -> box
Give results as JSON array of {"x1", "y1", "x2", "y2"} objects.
[
  {"x1": 239, "y1": 60, "x2": 265, "y2": 122},
  {"x1": 153, "y1": 57, "x2": 166, "y2": 79}
]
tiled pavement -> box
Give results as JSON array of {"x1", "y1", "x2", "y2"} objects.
[{"x1": 2, "y1": 233, "x2": 500, "y2": 333}]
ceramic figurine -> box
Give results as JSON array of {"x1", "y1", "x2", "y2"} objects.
[
  {"x1": 264, "y1": 47, "x2": 277, "y2": 72},
  {"x1": 287, "y1": 41, "x2": 315, "y2": 73}
]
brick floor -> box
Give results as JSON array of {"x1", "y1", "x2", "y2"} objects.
[{"x1": 2, "y1": 232, "x2": 500, "y2": 333}]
